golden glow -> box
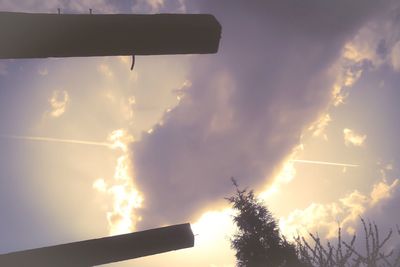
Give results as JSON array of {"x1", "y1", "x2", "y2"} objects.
[
  {"x1": 260, "y1": 160, "x2": 296, "y2": 200},
  {"x1": 93, "y1": 129, "x2": 143, "y2": 235},
  {"x1": 192, "y1": 209, "x2": 235, "y2": 246}
]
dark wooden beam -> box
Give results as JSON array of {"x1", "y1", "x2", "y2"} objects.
[
  {"x1": 0, "y1": 223, "x2": 194, "y2": 266},
  {"x1": 0, "y1": 12, "x2": 221, "y2": 59}
]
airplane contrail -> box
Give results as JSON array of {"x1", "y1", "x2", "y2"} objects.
[
  {"x1": 291, "y1": 159, "x2": 359, "y2": 167},
  {"x1": 1, "y1": 135, "x2": 111, "y2": 148}
]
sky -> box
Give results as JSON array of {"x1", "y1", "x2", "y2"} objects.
[{"x1": 1, "y1": 1, "x2": 400, "y2": 266}]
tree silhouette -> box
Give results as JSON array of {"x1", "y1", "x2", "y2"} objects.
[
  {"x1": 226, "y1": 178, "x2": 304, "y2": 267},
  {"x1": 294, "y1": 218, "x2": 400, "y2": 267}
]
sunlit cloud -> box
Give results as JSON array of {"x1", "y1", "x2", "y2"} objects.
[
  {"x1": 308, "y1": 113, "x2": 331, "y2": 140},
  {"x1": 97, "y1": 63, "x2": 114, "y2": 78},
  {"x1": 132, "y1": 0, "x2": 164, "y2": 13},
  {"x1": 329, "y1": 8, "x2": 400, "y2": 107},
  {"x1": 343, "y1": 128, "x2": 367, "y2": 147},
  {"x1": 93, "y1": 129, "x2": 143, "y2": 236},
  {"x1": 331, "y1": 84, "x2": 348, "y2": 107},
  {"x1": 391, "y1": 41, "x2": 400, "y2": 71},
  {"x1": 146, "y1": 0, "x2": 164, "y2": 11},
  {"x1": 2, "y1": 130, "x2": 142, "y2": 236},
  {"x1": 260, "y1": 160, "x2": 296, "y2": 200},
  {"x1": 67, "y1": 0, "x2": 117, "y2": 13},
  {"x1": 38, "y1": 68, "x2": 49, "y2": 76},
  {"x1": 103, "y1": 90, "x2": 116, "y2": 103},
  {"x1": 48, "y1": 90, "x2": 69, "y2": 118},
  {"x1": 370, "y1": 179, "x2": 399, "y2": 204},
  {"x1": 330, "y1": 46, "x2": 365, "y2": 106},
  {"x1": 0, "y1": 0, "x2": 117, "y2": 13},
  {"x1": 329, "y1": 24, "x2": 384, "y2": 107},
  {"x1": 279, "y1": 178, "x2": 399, "y2": 240},
  {"x1": 260, "y1": 156, "x2": 359, "y2": 204},
  {"x1": 121, "y1": 97, "x2": 136, "y2": 122},
  {"x1": 108, "y1": 129, "x2": 134, "y2": 152}
]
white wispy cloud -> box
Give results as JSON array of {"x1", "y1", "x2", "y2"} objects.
[
  {"x1": 48, "y1": 90, "x2": 69, "y2": 118},
  {"x1": 343, "y1": 128, "x2": 367, "y2": 147}
]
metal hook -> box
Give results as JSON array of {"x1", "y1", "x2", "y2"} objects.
[{"x1": 130, "y1": 54, "x2": 135, "y2": 70}]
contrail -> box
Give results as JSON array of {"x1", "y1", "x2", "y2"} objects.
[
  {"x1": 291, "y1": 159, "x2": 359, "y2": 167},
  {"x1": 1, "y1": 135, "x2": 111, "y2": 148}
]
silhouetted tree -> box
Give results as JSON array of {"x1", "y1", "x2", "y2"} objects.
[
  {"x1": 226, "y1": 178, "x2": 304, "y2": 267},
  {"x1": 294, "y1": 218, "x2": 400, "y2": 267}
]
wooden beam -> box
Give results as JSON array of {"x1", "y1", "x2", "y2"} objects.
[
  {"x1": 0, "y1": 223, "x2": 194, "y2": 266},
  {"x1": 0, "y1": 12, "x2": 221, "y2": 59}
]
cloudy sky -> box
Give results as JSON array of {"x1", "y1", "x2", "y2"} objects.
[{"x1": 1, "y1": 1, "x2": 400, "y2": 266}]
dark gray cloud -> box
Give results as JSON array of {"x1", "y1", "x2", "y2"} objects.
[{"x1": 131, "y1": 0, "x2": 392, "y2": 227}]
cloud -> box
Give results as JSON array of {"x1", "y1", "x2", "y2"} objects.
[
  {"x1": 343, "y1": 128, "x2": 367, "y2": 147},
  {"x1": 48, "y1": 90, "x2": 69, "y2": 118},
  {"x1": 308, "y1": 113, "x2": 331, "y2": 140},
  {"x1": 0, "y1": 0, "x2": 118, "y2": 13},
  {"x1": 132, "y1": 0, "x2": 186, "y2": 13},
  {"x1": 370, "y1": 179, "x2": 398, "y2": 204},
  {"x1": 144, "y1": 0, "x2": 164, "y2": 12},
  {"x1": 97, "y1": 63, "x2": 114, "y2": 78},
  {"x1": 280, "y1": 177, "x2": 399, "y2": 240},
  {"x1": 93, "y1": 129, "x2": 143, "y2": 235},
  {"x1": 328, "y1": 5, "x2": 400, "y2": 106},
  {"x1": 128, "y1": 1, "x2": 396, "y2": 228},
  {"x1": 37, "y1": 68, "x2": 49, "y2": 76},
  {"x1": 391, "y1": 41, "x2": 400, "y2": 71}
]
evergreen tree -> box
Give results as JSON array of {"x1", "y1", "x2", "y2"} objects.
[{"x1": 226, "y1": 178, "x2": 304, "y2": 267}]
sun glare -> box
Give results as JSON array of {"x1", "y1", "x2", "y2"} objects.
[{"x1": 192, "y1": 209, "x2": 235, "y2": 246}]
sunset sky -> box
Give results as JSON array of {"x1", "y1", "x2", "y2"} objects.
[{"x1": 1, "y1": 1, "x2": 400, "y2": 266}]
